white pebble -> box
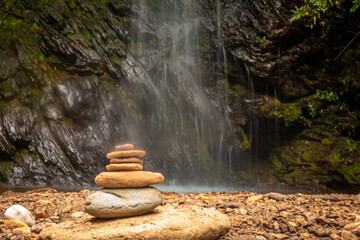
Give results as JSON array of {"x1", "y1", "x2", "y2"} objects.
[{"x1": 4, "y1": 205, "x2": 35, "y2": 226}]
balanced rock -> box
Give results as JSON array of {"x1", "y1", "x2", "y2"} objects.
[
  {"x1": 4, "y1": 205, "x2": 35, "y2": 226},
  {"x1": 106, "y1": 163, "x2": 143, "y2": 171},
  {"x1": 115, "y1": 144, "x2": 134, "y2": 151},
  {"x1": 110, "y1": 158, "x2": 143, "y2": 164},
  {"x1": 39, "y1": 206, "x2": 231, "y2": 240},
  {"x1": 95, "y1": 171, "x2": 164, "y2": 188},
  {"x1": 85, "y1": 187, "x2": 162, "y2": 218},
  {"x1": 106, "y1": 150, "x2": 146, "y2": 159}
]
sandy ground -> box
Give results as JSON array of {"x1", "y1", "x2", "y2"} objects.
[{"x1": 0, "y1": 188, "x2": 360, "y2": 239}]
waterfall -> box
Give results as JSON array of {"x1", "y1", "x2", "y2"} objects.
[{"x1": 117, "y1": 0, "x2": 240, "y2": 188}]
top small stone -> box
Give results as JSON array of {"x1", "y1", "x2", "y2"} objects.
[{"x1": 115, "y1": 144, "x2": 134, "y2": 151}]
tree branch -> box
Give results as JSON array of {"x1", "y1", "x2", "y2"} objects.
[{"x1": 334, "y1": 29, "x2": 360, "y2": 61}]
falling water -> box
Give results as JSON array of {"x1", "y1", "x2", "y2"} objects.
[{"x1": 118, "y1": 0, "x2": 241, "y2": 187}]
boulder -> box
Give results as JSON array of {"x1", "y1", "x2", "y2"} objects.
[
  {"x1": 95, "y1": 171, "x2": 164, "y2": 188},
  {"x1": 4, "y1": 205, "x2": 35, "y2": 226},
  {"x1": 85, "y1": 187, "x2": 162, "y2": 218},
  {"x1": 39, "y1": 206, "x2": 231, "y2": 240},
  {"x1": 106, "y1": 163, "x2": 143, "y2": 171}
]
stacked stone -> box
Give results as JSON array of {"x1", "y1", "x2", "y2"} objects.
[{"x1": 85, "y1": 144, "x2": 164, "y2": 218}]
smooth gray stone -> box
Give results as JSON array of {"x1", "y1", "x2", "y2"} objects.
[{"x1": 84, "y1": 187, "x2": 162, "y2": 218}]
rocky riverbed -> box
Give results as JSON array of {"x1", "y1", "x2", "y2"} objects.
[{"x1": 0, "y1": 188, "x2": 360, "y2": 240}]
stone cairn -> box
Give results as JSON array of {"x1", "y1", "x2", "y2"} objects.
[{"x1": 84, "y1": 144, "x2": 165, "y2": 218}]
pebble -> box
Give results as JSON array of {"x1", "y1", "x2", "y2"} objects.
[
  {"x1": 268, "y1": 192, "x2": 286, "y2": 201},
  {"x1": 37, "y1": 200, "x2": 52, "y2": 206},
  {"x1": 4, "y1": 205, "x2": 35, "y2": 226},
  {"x1": 70, "y1": 212, "x2": 84, "y2": 218},
  {"x1": 330, "y1": 233, "x2": 341, "y2": 240},
  {"x1": 342, "y1": 230, "x2": 358, "y2": 240},
  {"x1": 12, "y1": 227, "x2": 30, "y2": 235},
  {"x1": 247, "y1": 195, "x2": 263, "y2": 202},
  {"x1": 106, "y1": 150, "x2": 146, "y2": 159},
  {"x1": 35, "y1": 207, "x2": 48, "y2": 219},
  {"x1": 344, "y1": 222, "x2": 360, "y2": 230},
  {"x1": 4, "y1": 220, "x2": 28, "y2": 228},
  {"x1": 106, "y1": 163, "x2": 143, "y2": 171},
  {"x1": 61, "y1": 206, "x2": 72, "y2": 213}
]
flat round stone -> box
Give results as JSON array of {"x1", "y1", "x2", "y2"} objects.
[
  {"x1": 110, "y1": 158, "x2": 143, "y2": 164},
  {"x1": 115, "y1": 144, "x2": 134, "y2": 151},
  {"x1": 106, "y1": 163, "x2": 143, "y2": 171},
  {"x1": 84, "y1": 187, "x2": 162, "y2": 218},
  {"x1": 95, "y1": 171, "x2": 164, "y2": 188},
  {"x1": 39, "y1": 206, "x2": 231, "y2": 240},
  {"x1": 106, "y1": 150, "x2": 145, "y2": 159}
]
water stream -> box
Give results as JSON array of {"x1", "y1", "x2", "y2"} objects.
[{"x1": 118, "y1": 0, "x2": 242, "y2": 187}]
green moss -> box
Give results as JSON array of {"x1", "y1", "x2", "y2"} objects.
[
  {"x1": 283, "y1": 167, "x2": 304, "y2": 185},
  {"x1": 274, "y1": 103, "x2": 302, "y2": 127},
  {"x1": 64, "y1": 156, "x2": 74, "y2": 169},
  {"x1": 0, "y1": 80, "x2": 13, "y2": 99},
  {"x1": 338, "y1": 163, "x2": 360, "y2": 184},
  {"x1": 272, "y1": 157, "x2": 284, "y2": 170},
  {"x1": 235, "y1": 128, "x2": 251, "y2": 151},
  {"x1": 329, "y1": 150, "x2": 344, "y2": 166},
  {"x1": 0, "y1": 161, "x2": 13, "y2": 181},
  {"x1": 310, "y1": 162, "x2": 317, "y2": 169}
]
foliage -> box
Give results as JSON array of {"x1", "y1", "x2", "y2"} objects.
[
  {"x1": 306, "y1": 101, "x2": 317, "y2": 118},
  {"x1": 346, "y1": 138, "x2": 359, "y2": 152},
  {"x1": 274, "y1": 103, "x2": 302, "y2": 127},
  {"x1": 291, "y1": 0, "x2": 360, "y2": 28},
  {"x1": 252, "y1": 33, "x2": 267, "y2": 48},
  {"x1": 315, "y1": 89, "x2": 339, "y2": 102}
]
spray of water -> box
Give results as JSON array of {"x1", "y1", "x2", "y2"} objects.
[{"x1": 118, "y1": 0, "x2": 242, "y2": 188}]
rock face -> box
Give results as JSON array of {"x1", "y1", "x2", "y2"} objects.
[
  {"x1": 4, "y1": 205, "x2": 35, "y2": 226},
  {"x1": 39, "y1": 206, "x2": 231, "y2": 240},
  {"x1": 84, "y1": 187, "x2": 162, "y2": 218},
  {"x1": 95, "y1": 171, "x2": 164, "y2": 188}
]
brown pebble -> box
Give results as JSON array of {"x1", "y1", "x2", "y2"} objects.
[
  {"x1": 342, "y1": 230, "x2": 358, "y2": 240},
  {"x1": 35, "y1": 211, "x2": 47, "y2": 219},
  {"x1": 268, "y1": 192, "x2": 286, "y2": 201},
  {"x1": 110, "y1": 158, "x2": 143, "y2": 164}
]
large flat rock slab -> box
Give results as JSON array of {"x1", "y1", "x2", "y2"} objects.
[{"x1": 39, "y1": 206, "x2": 231, "y2": 240}]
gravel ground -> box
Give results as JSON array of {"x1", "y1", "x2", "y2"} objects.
[{"x1": 0, "y1": 188, "x2": 360, "y2": 239}]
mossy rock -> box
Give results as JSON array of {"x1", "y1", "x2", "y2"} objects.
[
  {"x1": 271, "y1": 126, "x2": 360, "y2": 188},
  {"x1": 0, "y1": 161, "x2": 13, "y2": 181}
]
